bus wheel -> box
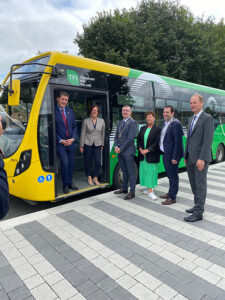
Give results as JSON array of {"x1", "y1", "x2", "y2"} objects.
[
  {"x1": 215, "y1": 144, "x2": 225, "y2": 163},
  {"x1": 113, "y1": 161, "x2": 138, "y2": 189}
]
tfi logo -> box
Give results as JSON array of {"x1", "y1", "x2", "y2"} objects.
[{"x1": 67, "y1": 70, "x2": 79, "y2": 85}]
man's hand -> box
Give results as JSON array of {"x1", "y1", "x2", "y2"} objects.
[
  {"x1": 115, "y1": 146, "x2": 120, "y2": 154},
  {"x1": 172, "y1": 159, "x2": 178, "y2": 165},
  {"x1": 61, "y1": 138, "x2": 75, "y2": 146},
  {"x1": 196, "y1": 159, "x2": 205, "y2": 171}
]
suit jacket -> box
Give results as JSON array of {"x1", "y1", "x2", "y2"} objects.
[
  {"x1": 163, "y1": 119, "x2": 184, "y2": 161},
  {"x1": 137, "y1": 124, "x2": 161, "y2": 163},
  {"x1": 55, "y1": 105, "x2": 77, "y2": 143},
  {"x1": 80, "y1": 117, "x2": 105, "y2": 147},
  {"x1": 0, "y1": 159, "x2": 9, "y2": 219},
  {"x1": 184, "y1": 112, "x2": 214, "y2": 163},
  {"x1": 114, "y1": 118, "x2": 137, "y2": 154}
]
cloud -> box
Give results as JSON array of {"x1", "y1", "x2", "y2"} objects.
[
  {"x1": 0, "y1": 0, "x2": 138, "y2": 84},
  {"x1": 0, "y1": 0, "x2": 224, "y2": 84}
]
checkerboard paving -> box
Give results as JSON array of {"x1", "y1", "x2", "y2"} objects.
[{"x1": 1, "y1": 162, "x2": 225, "y2": 299}]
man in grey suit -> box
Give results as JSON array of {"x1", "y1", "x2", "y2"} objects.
[
  {"x1": 114, "y1": 105, "x2": 137, "y2": 200},
  {"x1": 184, "y1": 94, "x2": 214, "y2": 222}
]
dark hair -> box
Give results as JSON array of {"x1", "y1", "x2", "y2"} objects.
[
  {"x1": 90, "y1": 105, "x2": 100, "y2": 114},
  {"x1": 58, "y1": 91, "x2": 69, "y2": 98},
  {"x1": 164, "y1": 105, "x2": 175, "y2": 113},
  {"x1": 145, "y1": 111, "x2": 156, "y2": 118}
]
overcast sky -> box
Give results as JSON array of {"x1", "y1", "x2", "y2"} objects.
[{"x1": 0, "y1": 0, "x2": 224, "y2": 84}]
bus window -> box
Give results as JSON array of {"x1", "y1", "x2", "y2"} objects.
[
  {"x1": 108, "y1": 75, "x2": 151, "y2": 130},
  {"x1": 0, "y1": 81, "x2": 38, "y2": 158}
]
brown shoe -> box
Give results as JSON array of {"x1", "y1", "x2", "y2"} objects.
[
  {"x1": 159, "y1": 193, "x2": 169, "y2": 199},
  {"x1": 161, "y1": 197, "x2": 176, "y2": 205}
]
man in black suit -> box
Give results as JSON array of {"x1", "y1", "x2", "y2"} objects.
[
  {"x1": 159, "y1": 106, "x2": 184, "y2": 205},
  {"x1": 114, "y1": 105, "x2": 137, "y2": 200},
  {"x1": 184, "y1": 94, "x2": 214, "y2": 222},
  {"x1": 55, "y1": 91, "x2": 78, "y2": 194},
  {"x1": 0, "y1": 115, "x2": 9, "y2": 219}
]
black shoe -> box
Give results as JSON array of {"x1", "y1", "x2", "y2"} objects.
[
  {"x1": 184, "y1": 213, "x2": 203, "y2": 222},
  {"x1": 185, "y1": 208, "x2": 194, "y2": 214},
  {"x1": 63, "y1": 187, "x2": 70, "y2": 194},
  {"x1": 124, "y1": 192, "x2": 135, "y2": 200},
  {"x1": 69, "y1": 184, "x2": 79, "y2": 191},
  {"x1": 114, "y1": 189, "x2": 128, "y2": 194}
]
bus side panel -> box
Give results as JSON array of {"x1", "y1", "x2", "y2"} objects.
[
  {"x1": 8, "y1": 161, "x2": 55, "y2": 201},
  {"x1": 211, "y1": 124, "x2": 225, "y2": 160}
]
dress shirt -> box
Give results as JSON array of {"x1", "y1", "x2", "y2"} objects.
[
  {"x1": 159, "y1": 118, "x2": 174, "y2": 152},
  {"x1": 190, "y1": 110, "x2": 203, "y2": 132}
]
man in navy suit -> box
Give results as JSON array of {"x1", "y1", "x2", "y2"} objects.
[
  {"x1": 0, "y1": 115, "x2": 9, "y2": 219},
  {"x1": 55, "y1": 91, "x2": 78, "y2": 194},
  {"x1": 114, "y1": 105, "x2": 137, "y2": 200},
  {"x1": 159, "y1": 105, "x2": 184, "y2": 205}
]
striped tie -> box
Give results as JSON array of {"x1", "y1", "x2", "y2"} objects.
[{"x1": 189, "y1": 116, "x2": 197, "y2": 136}]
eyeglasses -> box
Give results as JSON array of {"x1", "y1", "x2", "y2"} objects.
[{"x1": 122, "y1": 109, "x2": 131, "y2": 112}]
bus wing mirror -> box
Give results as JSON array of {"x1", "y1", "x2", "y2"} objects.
[{"x1": 8, "y1": 79, "x2": 20, "y2": 106}]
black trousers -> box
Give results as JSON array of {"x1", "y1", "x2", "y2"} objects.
[{"x1": 83, "y1": 144, "x2": 101, "y2": 177}]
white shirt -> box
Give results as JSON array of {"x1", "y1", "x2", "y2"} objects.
[
  {"x1": 191, "y1": 110, "x2": 203, "y2": 131},
  {"x1": 159, "y1": 118, "x2": 174, "y2": 152}
]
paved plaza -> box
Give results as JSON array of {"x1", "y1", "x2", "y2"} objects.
[{"x1": 0, "y1": 162, "x2": 225, "y2": 299}]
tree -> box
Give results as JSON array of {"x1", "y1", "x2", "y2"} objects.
[{"x1": 74, "y1": 0, "x2": 225, "y2": 89}]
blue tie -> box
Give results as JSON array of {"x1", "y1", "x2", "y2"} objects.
[
  {"x1": 189, "y1": 116, "x2": 197, "y2": 136},
  {"x1": 121, "y1": 120, "x2": 126, "y2": 129}
]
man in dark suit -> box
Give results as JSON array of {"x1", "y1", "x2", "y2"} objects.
[
  {"x1": 159, "y1": 105, "x2": 184, "y2": 205},
  {"x1": 55, "y1": 91, "x2": 78, "y2": 194},
  {"x1": 184, "y1": 94, "x2": 214, "y2": 222},
  {"x1": 114, "y1": 105, "x2": 137, "y2": 200},
  {"x1": 0, "y1": 115, "x2": 9, "y2": 219}
]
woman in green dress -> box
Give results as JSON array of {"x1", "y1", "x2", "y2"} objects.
[{"x1": 137, "y1": 111, "x2": 161, "y2": 200}]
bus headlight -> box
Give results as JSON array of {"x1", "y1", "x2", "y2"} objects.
[{"x1": 14, "y1": 150, "x2": 32, "y2": 176}]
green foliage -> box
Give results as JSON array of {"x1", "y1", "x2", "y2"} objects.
[{"x1": 74, "y1": 0, "x2": 225, "y2": 89}]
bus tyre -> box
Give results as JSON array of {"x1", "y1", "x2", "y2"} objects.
[
  {"x1": 113, "y1": 161, "x2": 138, "y2": 189},
  {"x1": 215, "y1": 143, "x2": 225, "y2": 163}
]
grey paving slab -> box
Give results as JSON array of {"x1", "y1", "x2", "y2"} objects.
[
  {"x1": 0, "y1": 252, "x2": 33, "y2": 298},
  {"x1": 108, "y1": 285, "x2": 138, "y2": 300},
  {"x1": 86, "y1": 289, "x2": 113, "y2": 300},
  {"x1": 0, "y1": 289, "x2": 9, "y2": 300},
  {"x1": 180, "y1": 177, "x2": 225, "y2": 191},
  {"x1": 16, "y1": 221, "x2": 136, "y2": 299},
  {"x1": 92, "y1": 201, "x2": 225, "y2": 265},
  {"x1": 0, "y1": 162, "x2": 225, "y2": 299},
  {"x1": 58, "y1": 209, "x2": 225, "y2": 299},
  {"x1": 7, "y1": 285, "x2": 31, "y2": 300},
  {"x1": 97, "y1": 277, "x2": 119, "y2": 293},
  {"x1": 76, "y1": 280, "x2": 99, "y2": 297},
  {"x1": 161, "y1": 180, "x2": 225, "y2": 203}
]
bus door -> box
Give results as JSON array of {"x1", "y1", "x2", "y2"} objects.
[{"x1": 53, "y1": 87, "x2": 110, "y2": 198}]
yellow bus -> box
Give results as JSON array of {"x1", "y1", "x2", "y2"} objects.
[{"x1": 0, "y1": 51, "x2": 225, "y2": 202}]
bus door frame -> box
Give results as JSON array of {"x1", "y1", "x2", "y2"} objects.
[{"x1": 50, "y1": 85, "x2": 110, "y2": 198}]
